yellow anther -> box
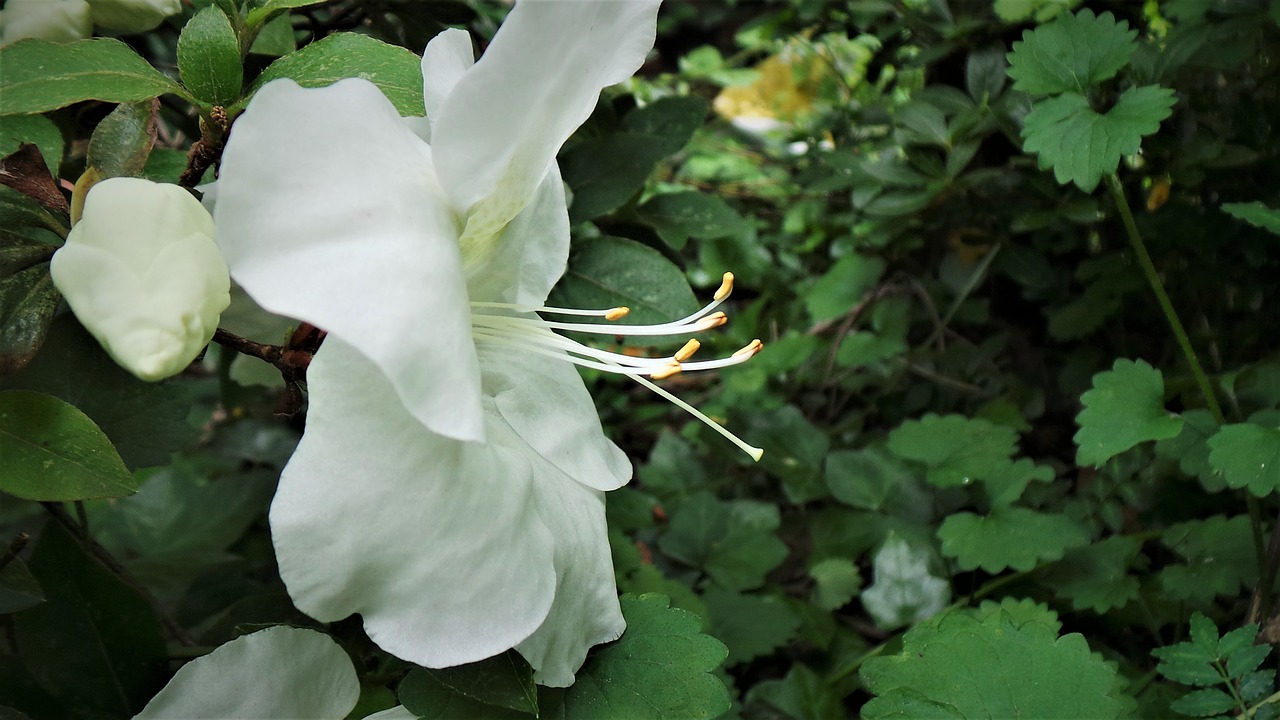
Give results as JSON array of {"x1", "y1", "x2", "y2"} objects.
[
  {"x1": 674, "y1": 339, "x2": 701, "y2": 362},
  {"x1": 732, "y1": 338, "x2": 764, "y2": 358},
  {"x1": 605, "y1": 306, "x2": 631, "y2": 321},
  {"x1": 714, "y1": 272, "x2": 735, "y2": 301},
  {"x1": 695, "y1": 311, "x2": 728, "y2": 331},
  {"x1": 650, "y1": 362, "x2": 683, "y2": 380}
]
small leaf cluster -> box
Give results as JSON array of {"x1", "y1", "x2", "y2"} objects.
[{"x1": 1152, "y1": 613, "x2": 1277, "y2": 719}]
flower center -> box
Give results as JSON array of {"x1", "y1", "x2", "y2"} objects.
[{"x1": 469, "y1": 272, "x2": 764, "y2": 461}]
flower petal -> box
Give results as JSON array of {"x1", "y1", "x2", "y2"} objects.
[
  {"x1": 421, "y1": 27, "x2": 474, "y2": 134},
  {"x1": 271, "y1": 337, "x2": 557, "y2": 668},
  {"x1": 432, "y1": 0, "x2": 662, "y2": 240},
  {"x1": 135, "y1": 626, "x2": 359, "y2": 719},
  {"x1": 516, "y1": 470, "x2": 625, "y2": 687},
  {"x1": 478, "y1": 343, "x2": 632, "y2": 492},
  {"x1": 464, "y1": 164, "x2": 570, "y2": 306},
  {"x1": 214, "y1": 77, "x2": 484, "y2": 442}
]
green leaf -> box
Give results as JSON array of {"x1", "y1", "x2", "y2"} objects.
[
  {"x1": 804, "y1": 253, "x2": 887, "y2": 323},
  {"x1": 636, "y1": 191, "x2": 747, "y2": 250},
  {"x1": 1207, "y1": 422, "x2": 1280, "y2": 496},
  {"x1": 1037, "y1": 535, "x2": 1141, "y2": 613},
  {"x1": 547, "y1": 235, "x2": 698, "y2": 327},
  {"x1": 994, "y1": 0, "x2": 1083, "y2": 23},
  {"x1": 1075, "y1": 358, "x2": 1184, "y2": 466},
  {"x1": 739, "y1": 404, "x2": 831, "y2": 503},
  {"x1": 938, "y1": 507, "x2": 1091, "y2": 573},
  {"x1": 0, "y1": 184, "x2": 68, "y2": 236},
  {"x1": 1153, "y1": 641, "x2": 1222, "y2": 686},
  {"x1": 747, "y1": 664, "x2": 845, "y2": 720},
  {"x1": 86, "y1": 100, "x2": 157, "y2": 179},
  {"x1": 1169, "y1": 688, "x2": 1237, "y2": 717},
  {"x1": 177, "y1": 6, "x2": 244, "y2": 106},
  {"x1": 0, "y1": 556, "x2": 44, "y2": 614},
  {"x1": 13, "y1": 521, "x2": 167, "y2": 717},
  {"x1": 399, "y1": 652, "x2": 536, "y2": 719},
  {"x1": 0, "y1": 390, "x2": 134, "y2": 501},
  {"x1": 809, "y1": 557, "x2": 862, "y2": 611},
  {"x1": 619, "y1": 96, "x2": 707, "y2": 157},
  {"x1": 1160, "y1": 516, "x2": 1258, "y2": 604},
  {"x1": 540, "y1": 594, "x2": 730, "y2": 720},
  {"x1": 1006, "y1": 9, "x2": 1137, "y2": 95},
  {"x1": 1222, "y1": 201, "x2": 1280, "y2": 235},
  {"x1": 862, "y1": 611, "x2": 1127, "y2": 719},
  {"x1": 1022, "y1": 86, "x2": 1176, "y2": 192},
  {"x1": 1225, "y1": 645, "x2": 1270, "y2": 680},
  {"x1": 701, "y1": 587, "x2": 801, "y2": 666},
  {"x1": 1, "y1": 316, "x2": 197, "y2": 469},
  {"x1": 861, "y1": 535, "x2": 951, "y2": 631},
  {"x1": 246, "y1": 33, "x2": 424, "y2": 116},
  {"x1": 560, "y1": 133, "x2": 670, "y2": 222},
  {"x1": 0, "y1": 114, "x2": 64, "y2": 174},
  {"x1": 887, "y1": 414, "x2": 1018, "y2": 488},
  {"x1": 657, "y1": 492, "x2": 787, "y2": 592},
  {"x1": 0, "y1": 39, "x2": 187, "y2": 114},
  {"x1": 0, "y1": 263, "x2": 59, "y2": 375},
  {"x1": 245, "y1": 0, "x2": 331, "y2": 28},
  {"x1": 983, "y1": 457, "x2": 1055, "y2": 508},
  {"x1": 1155, "y1": 409, "x2": 1219, "y2": 488}
]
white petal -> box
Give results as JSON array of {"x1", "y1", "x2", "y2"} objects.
[
  {"x1": 432, "y1": 0, "x2": 662, "y2": 239},
  {"x1": 516, "y1": 468, "x2": 624, "y2": 687},
  {"x1": 478, "y1": 343, "x2": 632, "y2": 492},
  {"x1": 362, "y1": 707, "x2": 419, "y2": 720},
  {"x1": 271, "y1": 338, "x2": 557, "y2": 668},
  {"x1": 421, "y1": 28, "x2": 474, "y2": 134},
  {"x1": 134, "y1": 626, "x2": 359, "y2": 719},
  {"x1": 464, "y1": 165, "x2": 569, "y2": 306},
  {"x1": 214, "y1": 78, "x2": 484, "y2": 442}
]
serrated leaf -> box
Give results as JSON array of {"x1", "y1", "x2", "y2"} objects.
[
  {"x1": 0, "y1": 390, "x2": 134, "y2": 501},
  {"x1": 862, "y1": 535, "x2": 950, "y2": 630},
  {"x1": 739, "y1": 404, "x2": 831, "y2": 503},
  {"x1": 938, "y1": 507, "x2": 1090, "y2": 573},
  {"x1": 0, "y1": 263, "x2": 59, "y2": 374},
  {"x1": 1155, "y1": 410, "x2": 1219, "y2": 487},
  {"x1": 1240, "y1": 670, "x2": 1275, "y2": 705},
  {"x1": 809, "y1": 557, "x2": 862, "y2": 611},
  {"x1": 1189, "y1": 612, "x2": 1220, "y2": 656},
  {"x1": 1225, "y1": 644, "x2": 1270, "y2": 680},
  {"x1": 1161, "y1": 516, "x2": 1258, "y2": 603},
  {"x1": 1037, "y1": 535, "x2": 1141, "y2": 612},
  {"x1": 1152, "y1": 642, "x2": 1221, "y2": 686},
  {"x1": 539, "y1": 594, "x2": 730, "y2": 720},
  {"x1": 86, "y1": 100, "x2": 158, "y2": 179},
  {"x1": 1169, "y1": 688, "x2": 1237, "y2": 717},
  {"x1": 1207, "y1": 422, "x2": 1280, "y2": 496},
  {"x1": 1007, "y1": 9, "x2": 1137, "y2": 95},
  {"x1": 178, "y1": 6, "x2": 243, "y2": 106},
  {"x1": 245, "y1": 33, "x2": 424, "y2": 116},
  {"x1": 824, "y1": 446, "x2": 916, "y2": 513},
  {"x1": 1075, "y1": 358, "x2": 1184, "y2": 466},
  {"x1": 747, "y1": 664, "x2": 845, "y2": 720},
  {"x1": 984, "y1": 457, "x2": 1055, "y2": 508},
  {"x1": 548, "y1": 235, "x2": 698, "y2": 327},
  {"x1": 862, "y1": 611, "x2": 1126, "y2": 718},
  {"x1": 973, "y1": 597, "x2": 1062, "y2": 634},
  {"x1": 399, "y1": 652, "x2": 535, "y2": 719},
  {"x1": 887, "y1": 414, "x2": 1018, "y2": 487},
  {"x1": 804, "y1": 253, "x2": 886, "y2": 323},
  {"x1": 636, "y1": 191, "x2": 747, "y2": 250},
  {"x1": 0, "y1": 39, "x2": 187, "y2": 114},
  {"x1": 657, "y1": 492, "x2": 787, "y2": 592},
  {"x1": 0, "y1": 556, "x2": 44, "y2": 614},
  {"x1": 1022, "y1": 86, "x2": 1176, "y2": 192},
  {"x1": 994, "y1": 0, "x2": 1083, "y2": 23},
  {"x1": 1218, "y1": 624, "x2": 1259, "y2": 659},
  {"x1": 1223, "y1": 201, "x2": 1280, "y2": 235},
  {"x1": 702, "y1": 587, "x2": 800, "y2": 666}
]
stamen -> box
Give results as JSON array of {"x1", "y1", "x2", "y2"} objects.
[
  {"x1": 604, "y1": 307, "x2": 631, "y2": 321},
  {"x1": 693, "y1": 312, "x2": 727, "y2": 332},
  {"x1": 674, "y1": 339, "x2": 701, "y2": 362},
  {"x1": 714, "y1": 272, "x2": 735, "y2": 301},
  {"x1": 733, "y1": 338, "x2": 764, "y2": 358},
  {"x1": 650, "y1": 362, "x2": 682, "y2": 380},
  {"x1": 628, "y1": 371, "x2": 764, "y2": 461}
]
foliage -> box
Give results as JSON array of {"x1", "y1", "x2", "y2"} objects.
[{"x1": 3, "y1": 0, "x2": 1280, "y2": 717}]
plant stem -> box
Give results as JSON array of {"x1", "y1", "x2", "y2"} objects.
[{"x1": 1105, "y1": 174, "x2": 1269, "y2": 605}]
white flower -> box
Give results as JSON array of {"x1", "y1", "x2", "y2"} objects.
[
  {"x1": 134, "y1": 626, "x2": 372, "y2": 719},
  {"x1": 214, "y1": 0, "x2": 759, "y2": 687},
  {"x1": 0, "y1": 0, "x2": 92, "y2": 45},
  {"x1": 86, "y1": 0, "x2": 181, "y2": 33},
  {"x1": 51, "y1": 177, "x2": 230, "y2": 382}
]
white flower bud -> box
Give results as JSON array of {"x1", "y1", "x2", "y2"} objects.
[
  {"x1": 51, "y1": 178, "x2": 231, "y2": 381},
  {"x1": 86, "y1": 0, "x2": 181, "y2": 33},
  {"x1": 0, "y1": 0, "x2": 92, "y2": 45}
]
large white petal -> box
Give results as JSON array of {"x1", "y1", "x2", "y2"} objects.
[
  {"x1": 134, "y1": 626, "x2": 359, "y2": 719},
  {"x1": 464, "y1": 164, "x2": 570, "y2": 306},
  {"x1": 478, "y1": 344, "x2": 632, "y2": 492},
  {"x1": 421, "y1": 28, "x2": 474, "y2": 135},
  {"x1": 271, "y1": 338, "x2": 557, "y2": 668},
  {"x1": 516, "y1": 465, "x2": 625, "y2": 687},
  {"x1": 432, "y1": 0, "x2": 662, "y2": 241},
  {"x1": 214, "y1": 78, "x2": 484, "y2": 442}
]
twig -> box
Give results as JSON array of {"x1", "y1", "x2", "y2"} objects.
[{"x1": 0, "y1": 533, "x2": 29, "y2": 572}]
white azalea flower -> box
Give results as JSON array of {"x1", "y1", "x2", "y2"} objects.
[
  {"x1": 0, "y1": 0, "x2": 92, "y2": 45},
  {"x1": 214, "y1": 0, "x2": 760, "y2": 687},
  {"x1": 87, "y1": 0, "x2": 181, "y2": 33},
  {"x1": 51, "y1": 177, "x2": 230, "y2": 382}
]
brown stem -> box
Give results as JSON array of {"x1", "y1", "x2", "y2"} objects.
[
  {"x1": 179, "y1": 107, "x2": 229, "y2": 190},
  {"x1": 0, "y1": 532, "x2": 29, "y2": 572},
  {"x1": 41, "y1": 503, "x2": 196, "y2": 647}
]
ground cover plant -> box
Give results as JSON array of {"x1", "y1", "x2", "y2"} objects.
[{"x1": 2, "y1": 0, "x2": 1280, "y2": 717}]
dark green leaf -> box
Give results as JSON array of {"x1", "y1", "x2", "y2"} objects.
[
  {"x1": 0, "y1": 263, "x2": 59, "y2": 375},
  {"x1": 1206, "y1": 422, "x2": 1280, "y2": 496},
  {"x1": 86, "y1": 100, "x2": 158, "y2": 179},
  {"x1": 1160, "y1": 516, "x2": 1258, "y2": 603},
  {"x1": 178, "y1": 6, "x2": 244, "y2": 106},
  {"x1": 747, "y1": 664, "x2": 845, "y2": 720},
  {"x1": 245, "y1": 0, "x2": 332, "y2": 28},
  {"x1": 0, "y1": 185, "x2": 68, "y2": 236},
  {"x1": 547, "y1": 235, "x2": 697, "y2": 327},
  {"x1": 636, "y1": 191, "x2": 747, "y2": 250},
  {"x1": 619, "y1": 96, "x2": 707, "y2": 156},
  {"x1": 1225, "y1": 644, "x2": 1271, "y2": 680},
  {"x1": 805, "y1": 254, "x2": 886, "y2": 323},
  {"x1": 1037, "y1": 535, "x2": 1140, "y2": 613},
  {"x1": 658, "y1": 492, "x2": 787, "y2": 592},
  {"x1": 1222, "y1": 201, "x2": 1280, "y2": 235},
  {"x1": 702, "y1": 587, "x2": 801, "y2": 666},
  {"x1": 0, "y1": 390, "x2": 134, "y2": 501},
  {"x1": 400, "y1": 652, "x2": 537, "y2": 718},
  {"x1": 1075, "y1": 358, "x2": 1184, "y2": 466},
  {"x1": 740, "y1": 404, "x2": 831, "y2": 503},
  {"x1": 246, "y1": 33, "x2": 424, "y2": 116},
  {"x1": 560, "y1": 133, "x2": 670, "y2": 222},
  {"x1": 938, "y1": 507, "x2": 1091, "y2": 573},
  {"x1": 1169, "y1": 688, "x2": 1237, "y2": 717},
  {"x1": 1006, "y1": 9, "x2": 1137, "y2": 95},
  {"x1": 0, "y1": 556, "x2": 44, "y2": 614},
  {"x1": 887, "y1": 414, "x2": 1018, "y2": 488},
  {"x1": 0, "y1": 114, "x2": 64, "y2": 174},
  {"x1": 0, "y1": 39, "x2": 187, "y2": 113}
]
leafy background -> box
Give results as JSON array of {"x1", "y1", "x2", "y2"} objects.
[{"x1": 4, "y1": 0, "x2": 1280, "y2": 718}]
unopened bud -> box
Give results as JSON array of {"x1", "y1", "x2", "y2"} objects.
[{"x1": 87, "y1": 0, "x2": 181, "y2": 33}]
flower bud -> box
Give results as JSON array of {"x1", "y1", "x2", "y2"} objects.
[
  {"x1": 0, "y1": 0, "x2": 92, "y2": 45},
  {"x1": 86, "y1": 0, "x2": 181, "y2": 33},
  {"x1": 51, "y1": 178, "x2": 231, "y2": 381}
]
